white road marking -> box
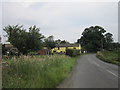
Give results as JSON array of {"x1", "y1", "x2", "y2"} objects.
[{"x1": 107, "y1": 70, "x2": 120, "y2": 78}]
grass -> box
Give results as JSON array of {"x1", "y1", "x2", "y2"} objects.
[
  {"x1": 96, "y1": 50, "x2": 120, "y2": 66},
  {"x1": 2, "y1": 55, "x2": 80, "y2": 88}
]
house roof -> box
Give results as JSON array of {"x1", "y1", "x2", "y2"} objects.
[
  {"x1": 56, "y1": 43, "x2": 80, "y2": 47},
  {"x1": 5, "y1": 44, "x2": 13, "y2": 48}
]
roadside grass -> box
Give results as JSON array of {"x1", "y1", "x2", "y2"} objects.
[
  {"x1": 3, "y1": 55, "x2": 80, "y2": 88},
  {"x1": 96, "y1": 50, "x2": 120, "y2": 66}
]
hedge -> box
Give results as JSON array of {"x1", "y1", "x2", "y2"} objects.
[{"x1": 66, "y1": 49, "x2": 80, "y2": 57}]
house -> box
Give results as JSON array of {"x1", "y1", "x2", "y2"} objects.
[
  {"x1": 37, "y1": 49, "x2": 49, "y2": 55},
  {"x1": 37, "y1": 47, "x2": 49, "y2": 55},
  {"x1": 51, "y1": 43, "x2": 81, "y2": 54}
]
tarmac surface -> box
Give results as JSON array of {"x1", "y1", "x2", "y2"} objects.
[{"x1": 57, "y1": 54, "x2": 119, "y2": 88}]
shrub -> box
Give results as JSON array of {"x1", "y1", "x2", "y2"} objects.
[
  {"x1": 96, "y1": 50, "x2": 120, "y2": 66},
  {"x1": 66, "y1": 49, "x2": 80, "y2": 57}
]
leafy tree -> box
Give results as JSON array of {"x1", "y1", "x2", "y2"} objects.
[
  {"x1": 3, "y1": 25, "x2": 44, "y2": 55},
  {"x1": 60, "y1": 40, "x2": 69, "y2": 44},
  {"x1": 110, "y1": 42, "x2": 120, "y2": 50},
  {"x1": 55, "y1": 39, "x2": 61, "y2": 45},
  {"x1": 44, "y1": 35, "x2": 55, "y2": 49},
  {"x1": 3, "y1": 25, "x2": 27, "y2": 54},
  {"x1": 55, "y1": 39, "x2": 69, "y2": 45},
  {"x1": 78, "y1": 26, "x2": 113, "y2": 52},
  {"x1": 104, "y1": 33, "x2": 113, "y2": 50},
  {"x1": 27, "y1": 25, "x2": 44, "y2": 52}
]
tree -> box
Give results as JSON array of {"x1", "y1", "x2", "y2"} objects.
[
  {"x1": 78, "y1": 26, "x2": 113, "y2": 52},
  {"x1": 104, "y1": 33, "x2": 113, "y2": 50},
  {"x1": 44, "y1": 36, "x2": 56, "y2": 49},
  {"x1": 3, "y1": 25, "x2": 27, "y2": 54},
  {"x1": 3, "y1": 25, "x2": 44, "y2": 55},
  {"x1": 0, "y1": 35, "x2": 1, "y2": 43},
  {"x1": 27, "y1": 25, "x2": 44, "y2": 52},
  {"x1": 55, "y1": 39, "x2": 69, "y2": 45},
  {"x1": 109, "y1": 42, "x2": 120, "y2": 51},
  {"x1": 55, "y1": 39, "x2": 61, "y2": 45},
  {"x1": 60, "y1": 40, "x2": 69, "y2": 44}
]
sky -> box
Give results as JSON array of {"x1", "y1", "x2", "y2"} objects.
[{"x1": 0, "y1": 0, "x2": 119, "y2": 43}]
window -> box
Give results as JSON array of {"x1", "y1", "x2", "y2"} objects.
[
  {"x1": 58, "y1": 47, "x2": 60, "y2": 50},
  {"x1": 53, "y1": 50, "x2": 56, "y2": 53},
  {"x1": 74, "y1": 47, "x2": 76, "y2": 49}
]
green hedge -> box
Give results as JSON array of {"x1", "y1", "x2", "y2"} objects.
[
  {"x1": 96, "y1": 50, "x2": 120, "y2": 66},
  {"x1": 66, "y1": 49, "x2": 80, "y2": 57}
]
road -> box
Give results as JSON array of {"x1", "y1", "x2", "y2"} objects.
[{"x1": 57, "y1": 54, "x2": 119, "y2": 88}]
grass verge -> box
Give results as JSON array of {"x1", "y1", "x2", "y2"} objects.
[
  {"x1": 96, "y1": 50, "x2": 120, "y2": 66},
  {"x1": 3, "y1": 55, "x2": 80, "y2": 88}
]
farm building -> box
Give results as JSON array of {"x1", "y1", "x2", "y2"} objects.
[
  {"x1": 37, "y1": 47, "x2": 49, "y2": 55},
  {"x1": 51, "y1": 43, "x2": 81, "y2": 54}
]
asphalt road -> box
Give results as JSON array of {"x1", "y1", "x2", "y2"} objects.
[{"x1": 57, "y1": 54, "x2": 119, "y2": 88}]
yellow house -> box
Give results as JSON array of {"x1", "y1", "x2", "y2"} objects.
[{"x1": 51, "y1": 43, "x2": 81, "y2": 54}]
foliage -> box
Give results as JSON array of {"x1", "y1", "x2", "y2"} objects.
[
  {"x1": 0, "y1": 35, "x2": 1, "y2": 43},
  {"x1": 55, "y1": 39, "x2": 61, "y2": 45},
  {"x1": 104, "y1": 33, "x2": 113, "y2": 50},
  {"x1": 107, "y1": 42, "x2": 120, "y2": 51},
  {"x1": 3, "y1": 25, "x2": 44, "y2": 55},
  {"x1": 78, "y1": 26, "x2": 113, "y2": 52},
  {"x1": 66, "y1": 49, "x2": 80, "y2": 57},
  {"x1": 43, "y1": 36, "x2": 56, "y2": 49},
  {"x1": 96, "y1": 50, "x2": 120, "y2": 66},
  {"x1": 27, "y1": 25, "x2": 44, "y2": 52},
  {"x1": 55, "y1": 39, "x2": 69, "y2": 45},
  {"x1": 3, "y1": 55, "x2": 79, "y2": 88},
  {"x1": 60, "y1": 40, "x2": 69, "y2": 44}
]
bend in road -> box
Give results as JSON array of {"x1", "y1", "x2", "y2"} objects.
[{"x1": 57, "y1": 54, "x2": 119, "y2": 88}]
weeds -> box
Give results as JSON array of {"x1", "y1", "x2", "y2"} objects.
[
  {"x1": 3, "y1": 55, "x2": 79, "y2": 88},
  {"x1": 96, "y1": 50, "x2": 119, "y2": 66}
]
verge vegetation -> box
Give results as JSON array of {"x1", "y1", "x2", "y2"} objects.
[
  {"x1": 3, "y1": 55, "x2": 80, "y2": 88},
  {"x1": 96, "y1": 50, "x2": 120, "y2": 66}
]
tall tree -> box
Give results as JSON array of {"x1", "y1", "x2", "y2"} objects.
[
  {"x1": 104, "y1": 33, "x2": 113, "y2": 50},
  {"x1": 3, "y1": 25, "x2": 28, "y2": 54},
  {"x1": 27, "y1": 25, "x2": 44, "y2": 52},
  {"x1": 3, "y1": 25, "x2": 44, "y2": 55},
  {"x1": 78, "y1": 26, "x2": 113, "y2": 52}
]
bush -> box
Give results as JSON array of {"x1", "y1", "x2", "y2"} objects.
[
  {"x1": 96, "y1": 50, "x2": 120, "y2": 66},
  {"x1": 66, "y1": 49, "x2": 80, "y2": 57}
]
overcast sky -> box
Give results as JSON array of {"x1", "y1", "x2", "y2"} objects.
[{"x1": 0, "y1": 0, "x2": 119, "y2": 43}]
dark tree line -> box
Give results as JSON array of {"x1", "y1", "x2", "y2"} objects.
[
  {"x1": 77, "y1": 26, "x2": 120, "y2": 52},
  {"x1": 2, "y1": 24, "x2": 69, "y2": 55},
  {"x1": 3, "y1": 24, "x2": 118, "y2": 54}
]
